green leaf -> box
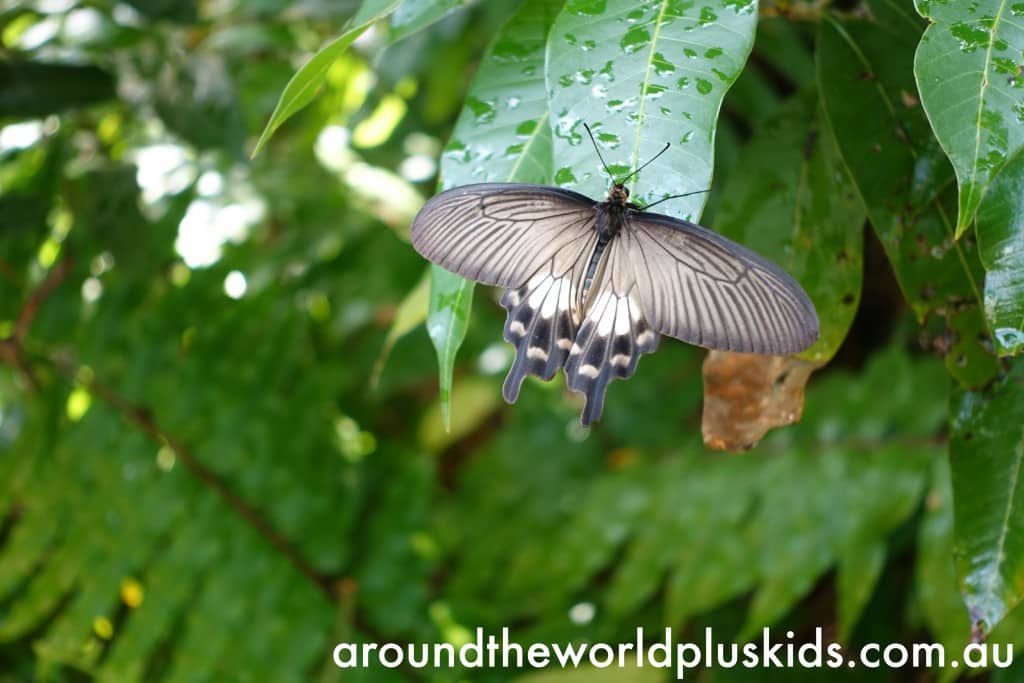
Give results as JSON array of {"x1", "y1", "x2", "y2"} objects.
[
  {"x1": 251, "y1": 0, "x2": 402, "y2": 157},
  {"x1": 817, "y1": 1, "x2": 995, "y2": 385},
  {"x1": 371, "y1": 267, "x2": 430, "y2": 389},
  {"x1": 388, "y1": 0, "x2": 471, "y2": 44},
  {"x1": 547, "y1": 0, "x2": 758, "y2": 220},
  {"x1": 950, "y1": 358, "x2": 1024, "y2": 636},
  {"x1": 425, "y1": 0, "x2": 560, "y2": 428},
  {"x1": 0, "y1": 61, "x2": 116, "y2": 117},
  {"x1": 426, "y1": 267, "x2": 475, "y2": 430},
  {"x1": 915, "y1": 457, "x2": 972, "y2": 676},
  {"x1": 837, "y1": 541, "x2": 886, "y2": 642},
  {"x1": 714, "y1": 89, "x2": 865, "y2": 363},
  {"x1": 977, "y1": 148, "x2": 1024, "y2": 356},
  {"x1": 914, "y1": 0, "x2": 1024, "y2": 236}
]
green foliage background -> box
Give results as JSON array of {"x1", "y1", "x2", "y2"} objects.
[{"x1": 2, "y1": 0, "x2": 1024, "y2": 681}]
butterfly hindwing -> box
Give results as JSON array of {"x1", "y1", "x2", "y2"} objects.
[
  {"x1": 500, "y1": 268, "x2": 580, "y2": 402},
  {"x1": 564, "y1": 244, "x2": 660, "y2": 425}
]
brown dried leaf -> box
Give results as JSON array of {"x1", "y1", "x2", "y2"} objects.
[{"x1": 701, "y1": 351, "x2": 822, "y2": 451}]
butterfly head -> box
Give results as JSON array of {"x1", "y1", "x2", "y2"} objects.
[{"x1": 609, "y1": 183, "x2": 629, "y2": 206}]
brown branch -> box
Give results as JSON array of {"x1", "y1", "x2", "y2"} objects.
[
  {"x1": 16, "y1": 254, "x2": 73, "y2": 341},
  {"x1": 0, "y1": 253, "x2": 73, "y2": 392},
  {"x1": 50, "y1": 357, "x2": 338, "y2": 600}
]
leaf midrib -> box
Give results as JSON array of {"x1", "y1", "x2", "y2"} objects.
[
  {"x1": 627, "y1": 0, "x2": 670, "y2": 196},
  {"x1": 967, "y1": 0, "x2": 1011, "y2": 210}
]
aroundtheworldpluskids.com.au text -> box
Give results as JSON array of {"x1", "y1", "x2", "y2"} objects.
[{"x1": 332, "y1": 627, "x2": 1012, "y2": 678}]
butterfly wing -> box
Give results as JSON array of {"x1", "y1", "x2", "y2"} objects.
[
  {"x1": 564, "y1": 237, "x2": 661, "y2": 426},
  {"x1": 562, "y1": 210, "x2": 819, "y2": 425},
  {"x1": 410, "y1": 183, "x2": 598, "y2": 288},
  {"x1": 614, "y1": 212, "x2": 819, "y2": 354},
  {"x1": 410, "y1": 183, "x2": 601, "y2": 403}
]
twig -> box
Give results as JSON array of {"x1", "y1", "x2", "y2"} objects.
[
  {"x1": 51, "y1": 357, "x2": 338, "y2": 600},
  {"x1": 16, "y1": 254, "x2": 73, "y2": 341},
  {"x1": 0, "y1": 253, "x2": 73, "y2": 391}
]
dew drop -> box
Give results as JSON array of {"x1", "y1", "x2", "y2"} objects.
[
  {"x1": 696, "y1": 78, "x2": 713, "y2": 95},
  {"x1": 555, "y1": 166, "x2": 577, "y2": 184},
  {"x1": 465, "y1": 96, "x2": 496, "y2": 125},
  {"x1": 652, "y1": 52, "x2": 676, "y2": 75},
  {"x1": 698, "y1": 6, "x2": 717, "y2": 24},
  {"x1": 567, "y1": 0, "x2": 607, "y2": 15},
  {"x1": 620, "y1": 25, "x2": 650, "y2": 54}
]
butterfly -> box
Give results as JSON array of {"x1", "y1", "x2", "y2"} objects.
[{"x1": 410, "y1": 128, "x2": 819, "y2": 425}]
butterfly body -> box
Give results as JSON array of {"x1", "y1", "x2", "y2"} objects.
[{"x1": 410, "y1": 181, "x2": 819, "y2": 425}]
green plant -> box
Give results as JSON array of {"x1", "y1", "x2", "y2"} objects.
[{"x1": 1, "y1": 0, "x2": 1023, "y2": 680}]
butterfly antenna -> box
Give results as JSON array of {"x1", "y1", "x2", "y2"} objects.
[
  {"x1": 641, "y1": 188, "x2": 711, "y2": 211},
  {"x1": 618, "y1": 141, "x2": 670, "y2": 185},
  {"x1": 583, "y1": 123, "x2": 615, "y2": 180}
]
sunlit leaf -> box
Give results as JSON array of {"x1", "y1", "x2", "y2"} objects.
[
  {"x1": 546, "y1": 0, "x2": 758, "y2": 220},
  {"x1": 977, "y1": 148, "x2": 1024, "y2": 356},
  {"x1": 251, "y1": 0, "x2": 402, "y2": 157},
  {"x1": 950, "y1": 358, "x2": 1024, "y2": 636},
  {"x1": 425, "y1": 0, "x2": 560, "y2": 429},
  {"x1": 914, "y1": 0, "x2": 1024, "y2": 236}
]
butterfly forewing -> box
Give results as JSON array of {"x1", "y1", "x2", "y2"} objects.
[
  {"x1": 615, "y1": 213, "x2": 819, "y2": 355},
  {"x1": 411, "y1": 183, "x2": 601, "y2": 405},
  {"x1": 410, "y1": 183, "x2": 598, "y2": 289}
]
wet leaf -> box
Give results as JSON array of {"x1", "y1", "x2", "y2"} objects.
[
  {"x1": 950, "y1": 358, "x2": 1024, "y2": 636},
  {"x1": 818, "y1": 1, "x2": 994, "y2": 386},
  {"x1": 914, "y1": 0, "x2": 1024, "y2": 236},
  {"x1": 714, "y1": 89, "x2": 864, "y2": 364},
  {"x1": 426, "y1": 267, "x2": 474, "y2": 430},
  {"x1": 701, "y1": 351, "x2": 820, "y2": 452},
  {"x1": 944, "y1": 304, "x2": 1001, "y2": 388},
  {"x1": 252, "y1": 0, "x2": 402, "y2": 157},
  {"x1": 546, "y1": 0, "x2": 758, "y2": 220},
  {"x1": 425, "y1": 0, "x2": 560, "y2": 429},
  {"x1": 977, "y1": 148, "x2": 1024, "y2": 356}
]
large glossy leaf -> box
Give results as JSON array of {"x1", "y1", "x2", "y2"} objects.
[
  {"x1": 546, "y1": 0, "x2": 758, "y2": 220},
  {"x1": 251, "y1": 0, "x2": 401, "y2": 156},
  {"x1": 977, "y1": 148, "x2": 1024, "y2": 356},
  {"x1": 817, "y1": 0, "x2": 998, "y2": 388},
  {"x1": 914, "y1": 0, "x2": 1024, "y2": 237},
  {"x1": 714, "y1": 89, "x2": 864, "y2": 363},
  {"x1": 950, "y1": 358, "x2": 1024, "y2": 636},
  {"x1": 425, "y1": 0, "x2": 560, "y2": 428}
]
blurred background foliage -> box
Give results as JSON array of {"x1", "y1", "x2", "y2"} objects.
[{"x1": 1, "y1": 0, "x2": 1024, "y2": 681}]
